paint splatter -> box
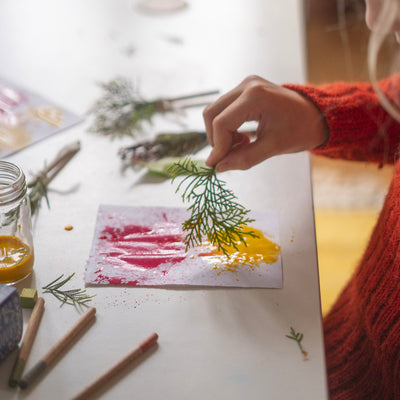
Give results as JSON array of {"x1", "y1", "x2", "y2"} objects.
[
  {"x1": 205, "y1": 227, "x2": 281, "y2": 276},
  {"x1": 85, "y1": 205, "x2": 283, "y2": 288}
]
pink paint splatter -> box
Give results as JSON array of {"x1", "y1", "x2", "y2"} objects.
[
  {"x1": 98, "y1": 224, "x2": 187, "y2": 269},
  {"x1": 88, "y1": 218, "x2": 189, "y2": 285}
]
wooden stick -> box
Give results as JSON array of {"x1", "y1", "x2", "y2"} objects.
[
  {"x1": 70, "y1": 332, "x2": 158, "y2": 400},
  {"x1": 168, "y1": 89, "x2": 219, "y2": 102},
  {"x1": 19, "y1": 307, "x2": 96, "y2": 390},
  {"x1": 8, "y1": 297, "x2": 45, "y2": 387},
  {"x1": 28, "y1": 141, "x2": 81, "y2": 187}
]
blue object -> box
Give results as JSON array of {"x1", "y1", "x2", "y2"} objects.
[{"x1": 0, "y1": 284, "x2": 23, "y2": 363}]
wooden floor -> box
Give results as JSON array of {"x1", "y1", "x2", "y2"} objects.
[{"x1": 306, "y1": 0, "x2": 395, "y2": 314}]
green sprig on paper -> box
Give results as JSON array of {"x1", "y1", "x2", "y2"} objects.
[
  {"x1": 42, "y1": 273, "x2": 95, "y2": 307},
  {"x1": 168, "y1": 158, "x2": 258, "y2": 256}
]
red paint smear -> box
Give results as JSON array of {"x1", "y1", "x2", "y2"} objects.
[
  {"x1": 97, "y1": 224, "x2": 187, "y2": 270},
  {"x1": 95, "y1": 273, "x2": 139, "y2": 286}
]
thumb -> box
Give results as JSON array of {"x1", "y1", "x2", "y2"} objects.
[{"x1": 215, "y1": 137, "x2": 273, "y2": 172}]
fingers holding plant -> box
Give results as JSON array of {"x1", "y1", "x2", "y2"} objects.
[{"x1": 204, "y1": 75, "x2": 327, "y2": 172}]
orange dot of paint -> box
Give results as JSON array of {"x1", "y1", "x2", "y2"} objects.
[{"x1": 64, "y1": 225, "x2": 74, "y2": 231}]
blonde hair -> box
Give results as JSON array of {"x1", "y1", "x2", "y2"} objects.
[{"x1": 368, "y1": 0, "x2": 400, "y2": 122}]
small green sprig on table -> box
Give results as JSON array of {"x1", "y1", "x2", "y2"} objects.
[
  {"x1": 42, "y1": 273, "x2": 95, "y2": 307},
  {"x1": 168, "y1": 158, "x2": 258, "y2": 256},
  {"x1": 286, "y1": 327, "x2": 308, "y2": 359}
]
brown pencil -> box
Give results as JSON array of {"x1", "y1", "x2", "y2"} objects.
[
  {"x1": 70, "y1": 332, "x2": 158, "y2": 400},
  {"x1": 8, "y1": 297, "x2": 45, "y2": 387},
  {"x1": 19, "y1": 306, "x2": 96, "y2": 390}
]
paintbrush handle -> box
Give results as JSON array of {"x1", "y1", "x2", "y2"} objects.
[
  {"x1": 44, "y1": 307, "x2": 96, "y2": 365},
  {"x1": 71, "y1": 333, "x2": 158, "y2": 400},
  {"x1": 19, "y1": 307, "x2": 96, "y2": 390},
  {"x1": 8, "y1": 297, "x2": 45, "y2": 387}
]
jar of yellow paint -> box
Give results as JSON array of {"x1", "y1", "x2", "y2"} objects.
[{"x1": 0, "y1": 161, "x2": 34, "y2": 284}]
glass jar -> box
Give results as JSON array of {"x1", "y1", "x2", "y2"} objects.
[{"x1": 0, "y1": 161, "x2": 34, "y2": 284}]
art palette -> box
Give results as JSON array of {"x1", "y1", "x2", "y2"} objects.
[
  {"x1": 0, "y1": 78, "x2": 82, "y2": 158},
  {"x1": 85, "y1": 205, "x2": 282, "y2": 288}
]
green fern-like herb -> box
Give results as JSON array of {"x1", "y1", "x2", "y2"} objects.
[{"x1": 169, "y1": 158, "x2": 258, "y2": 256}]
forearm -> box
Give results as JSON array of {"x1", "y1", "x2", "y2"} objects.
[{"x1": 284, "y1": 76, "x2": 400, "y2": 165}]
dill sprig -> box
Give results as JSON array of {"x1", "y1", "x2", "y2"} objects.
[
  {"x1": 42, "y1": 273, "x2": 95, "y2": 307},
  {"x1": 286, "y1": 327, "x2": 308, "y2": 359},
  {"x1": 169, "y1": 158, "x2": 258, "y2": 256}
]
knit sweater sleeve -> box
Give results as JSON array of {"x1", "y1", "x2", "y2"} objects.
[{"x1": 284, "y1": 75, "x2": 400, "y2": 165}]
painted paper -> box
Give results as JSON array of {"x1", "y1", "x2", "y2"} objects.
[
  {"x1": 85, "y1": 205, "x2": 282, "y2": 288},
  {"x1": 0, "y1": 78, "x2": 82, "y2": 158}
]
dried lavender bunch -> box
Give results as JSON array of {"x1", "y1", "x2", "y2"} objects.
[{"x1": 119, "y1": 131, "x2": 208, "y2": 164}]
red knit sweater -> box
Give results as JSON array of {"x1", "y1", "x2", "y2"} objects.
[{"x1": 286, "y1": 76, "x2": 400, "y2": 400}]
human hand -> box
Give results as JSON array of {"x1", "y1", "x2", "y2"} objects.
[{"x1": 203, "y1": 75, "x2": 327, "y2": 172}]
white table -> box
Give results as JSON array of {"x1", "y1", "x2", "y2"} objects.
[{"x1": 0, "y1": 1, "x2": 329, "y2": 399}]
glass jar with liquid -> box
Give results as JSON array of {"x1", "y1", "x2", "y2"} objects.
[{"x1": 0, "y1": 161, "x2": 34, "y2": 284}]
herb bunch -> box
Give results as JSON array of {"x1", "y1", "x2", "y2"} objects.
[
  {"x1": 88, "y1": 76, "x2": 219, "y2": 139},
  {"x1": 87, "y1": 77, "x2": 172, "y2": 139},
  {"x1": 119, "y1": 131, "x2": 208, "y2": 164},
  {"x1": 169, "y1": 158, "x2": 258, "y2": 256},
  {"x1": 28, "y1": 141, "x2": 80, "y2": 217}
]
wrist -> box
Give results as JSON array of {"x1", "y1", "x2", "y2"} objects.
[{"x1": 283, "y1": 85, "x2": 330, "y2": 149}]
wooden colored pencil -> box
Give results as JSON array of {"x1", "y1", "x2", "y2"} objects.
[
  {"x1": 70, "y1": 332, "x2": 158, "y2": 400},
  {"x1": 19, "y1": 307, "x2": 96, "y2": 390},
  {"x1": 8, "y1": 297, "x2": 45, "y2": 387}
]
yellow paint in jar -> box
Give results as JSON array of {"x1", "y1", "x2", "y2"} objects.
[
  {"x1": 0, "y1": 236, "x2": 34, "y2": 284},
  {"x1": 207, "y1": 227, "x2": 280, "y2": 275}
]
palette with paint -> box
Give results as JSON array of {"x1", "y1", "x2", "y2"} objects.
[
  {"x1": 85, "y1": 205, "x2": 282, "y2": 288},
  {"x1": 0, "y1": 78, "x2": 82, "y2": 158}
]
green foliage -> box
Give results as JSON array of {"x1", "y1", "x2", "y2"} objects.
[
  {"x1": 169, "y1": 158, "x2": 258, "y2": 256},
  {"x1": 87, "y1": 77, "x2": 168, "y2": 138},
  {"x1": 286, "y1": 327, "x2": 308, "y2": 359},
  {"x1": 42, "y1": 273, "x2": 95, "y2": 307}
]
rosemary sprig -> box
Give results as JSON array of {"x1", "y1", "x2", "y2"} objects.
[
  {"x1": 168, "y1": 158, "x2": 258, "y2": 256},
  {"x1": 42, "y1": 273, "x2": 95, "y2": 307},
  {"x1": 286, "y1": 327, "x2": 308, "y2": 359}
]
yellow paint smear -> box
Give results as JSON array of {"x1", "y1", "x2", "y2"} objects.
[
  {"x1": 0, "y1": 236, "x2": 34, "y2": 284},
  {"x1": 206, "y1": 227, "x2": 280, "y2": 275}
]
